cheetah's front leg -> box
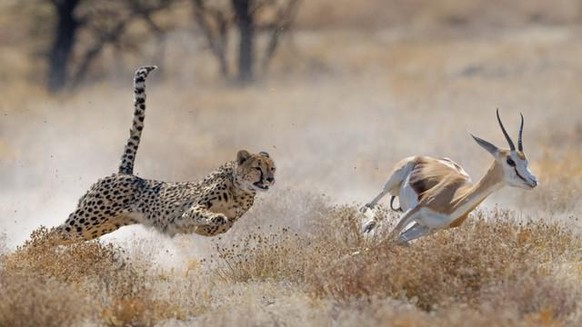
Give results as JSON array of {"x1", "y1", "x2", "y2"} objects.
[{"x1": 167, "y1": 205, "x2": 229, "y2": 235}]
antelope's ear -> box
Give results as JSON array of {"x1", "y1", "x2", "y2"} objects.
[
  {"x1": 237, "y1": 150, "x2": 251, "y2": 165},
  {"x1": 471, "y1": 134, "x2": 499, "y2": 156}
]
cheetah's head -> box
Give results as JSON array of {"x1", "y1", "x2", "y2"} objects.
[{"x1": 235, "y1": 150, "x2": 276, "y2": 192}]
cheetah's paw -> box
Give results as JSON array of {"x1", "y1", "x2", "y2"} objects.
[{"x1": 210, "y1": 214, "x2": 228, "y2": 226}]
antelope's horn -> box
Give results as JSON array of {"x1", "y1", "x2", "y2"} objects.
[
  {"x1": 496, "y1": 109, "x2": 515, "y2": 151},
  {"x1": 518, "y1": 113, "x2": 524, "y2": 151}
]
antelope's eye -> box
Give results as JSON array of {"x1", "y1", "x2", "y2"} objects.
[{"x1": 506, "y1": 157, "x2": 516, "y2": 167}]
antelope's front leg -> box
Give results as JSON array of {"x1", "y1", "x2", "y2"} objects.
[
  {"x1": 361, "y1": 189, "x2": 389, "y2": 213},
  {"x1": 362, "y1": 219, "x2": 377, "y2": 234}
]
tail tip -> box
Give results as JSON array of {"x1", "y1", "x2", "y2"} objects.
[{"x1": 136, "y1": 65, "x2": 158, "y2": 76}]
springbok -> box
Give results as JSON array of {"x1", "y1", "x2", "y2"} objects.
[{"x1": 361, "y1": 110, "x2": 538, "y2": 245}]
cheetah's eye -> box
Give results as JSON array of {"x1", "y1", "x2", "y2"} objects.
[{"x1": 506, "y1": 157, "x2": 516, "y2": 167}]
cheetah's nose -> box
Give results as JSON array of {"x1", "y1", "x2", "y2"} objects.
[{"x1": 266, "y1": 177, "x2": 274, "y2": 183}]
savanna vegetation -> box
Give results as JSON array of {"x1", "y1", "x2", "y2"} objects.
[{"x1": 1, "y1": 0, "x2": 581, "y2": 326}]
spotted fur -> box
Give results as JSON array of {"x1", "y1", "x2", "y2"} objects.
[
  {"x1": 119, "y1": 65, "x2": 156, "y2": 175},
  {"x1": 53, "y1": 66, "x2": 276, "y2": 243}
]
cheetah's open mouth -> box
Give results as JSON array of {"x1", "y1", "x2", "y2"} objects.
[{"x1": 253, "y1": 182, "x2": 270, "y2": 191}]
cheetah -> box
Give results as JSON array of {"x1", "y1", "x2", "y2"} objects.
[{"x1": 53, "y1": 66, "x2": 276, "y2": 243}]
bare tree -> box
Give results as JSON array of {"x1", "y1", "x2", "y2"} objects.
[
  {"x1": 259, "y1": 0, "x2": 301, "y2": 76},
  {"x1": 192, "y1": 0, "x2": 231, "y2": 78},
  {"x1": 45, "y1": 0, "x2": 176, "y2": 93},
  {"x1": 232, "y1": 0, "x2": 254, "y2": 83},
  {"x1": 70, "y1": 0, "x2": 173, "y2": 88},
  {"x1": 44, "y1": 0, "x2": 299, "y2": 91},
  {"x1": 192, "y1": 0, "x2": 301, "y2": 84},
  {"x1": 47, "y1": 0, "x2": 82, "y2": 93}
]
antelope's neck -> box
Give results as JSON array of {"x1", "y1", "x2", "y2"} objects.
[{"x1": 452, "y1": 161, "x2": 505, "y2": 218}]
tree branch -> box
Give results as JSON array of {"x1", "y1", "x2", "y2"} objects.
[
  {"x1": 260, "y1": 0, "x2": 301, "y2": 75},
  {"x1": 192, "y1": 0, "x2": 230, "y2": 77}
]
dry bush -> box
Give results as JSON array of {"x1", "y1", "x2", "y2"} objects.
[
  {"x1": 205, "y1": 203, "x2": 581, "y2": 324},
  {"x1": 0, "y1": 270, "x2": 91, "y2": 327},
  {"x1": 1, "y1": 195, "x2": 579, "y2": 326},
  {"x1": 306, "y1": 208, "x2": 580, "y2": 319},
  {"x1": 95, "y1": 261, "x2": 188, "y2": 327},
  {"x1": 481, "y1": 273, "x2": 578, "y2": 325},
  {"x1": 3, "y1": 226, "x2": 125, "y2": 284},
  {"x1": 1, "y1": 227, "x2": 189, "y2": 327},
  {"x1": 100, "y1": 296, "x2": 188, "y2": 327},
  {"x1": 0, "y1": 230, "x2": 92, "y2": 326},
  {"x1": 208, "y1": 227, "x2": 307, "y2": 283},
  {"x1": 317, "y1": 298, "x2": 546, "y2": 327},
  {"x1": 203, "y1": 190, "x2": 332, "y2": 283},
  {"x1": 206, "y1": 202, "x2": 366, "y2": 284}
]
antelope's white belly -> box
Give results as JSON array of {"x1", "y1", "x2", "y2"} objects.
[
  {"x1": 415, "y1": 207, "x2": 452, "y2": 229},
  {"x1": 399, "y1": 175, "x2": 418, "y2": 211}
]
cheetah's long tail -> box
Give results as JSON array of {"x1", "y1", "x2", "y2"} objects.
[{"x1": 118, "y1": 65, "x2": 157, "y2": 175}]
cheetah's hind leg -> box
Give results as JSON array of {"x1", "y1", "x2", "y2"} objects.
[{"x1": 56, "y1": 208, "x2": 138, "y2": 243}]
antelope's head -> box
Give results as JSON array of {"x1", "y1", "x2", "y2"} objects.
[{"x1": 471, "y1": 110, "x2": 538, "y2": 189}]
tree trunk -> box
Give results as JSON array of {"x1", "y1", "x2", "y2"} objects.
[
  {"x1": 47, "y1": 0, "x2": 81, "y2": 93},
  {"x1": 231, "y1": 0, "x2": 254, "y2": 84}
]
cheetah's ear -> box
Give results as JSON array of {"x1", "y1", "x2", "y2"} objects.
[
  {"x1": 259, "y1": 151, "x2": 270, "y2": 158},
  {"x1": 237, "y1": 150, "x2": 251, "y2": 165}
]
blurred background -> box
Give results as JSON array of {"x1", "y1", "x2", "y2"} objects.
[{"x1": 1, "y1": 0, "x2": 581, "y2": 250}]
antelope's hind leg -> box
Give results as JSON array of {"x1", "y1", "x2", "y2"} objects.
[
  {"x1": 389, "y1": 207, "x2": 422, "y2": 239},
  {"x1": 397, "y1": 222, "x2": 434, "y2": 245}
]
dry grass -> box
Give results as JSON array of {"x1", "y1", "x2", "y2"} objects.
[
  {"x1": 309, "y1": 208, "x2": 578, "y2": 311},
  {"x1": 1, "y1": 228, "x2": 195, "y2": 326},
  {"x1": 208, "y1": 227, "x2": 307, "y2": 283},
  {"x1": 1, "y1": 205, "x2": 580, "y2": 326},
  {"x1": 164, "y1": 206, "x2": 582, "y2": 325},
  {"x1": 0, "y1": 270, "x2": 90, "y2": 327}
]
